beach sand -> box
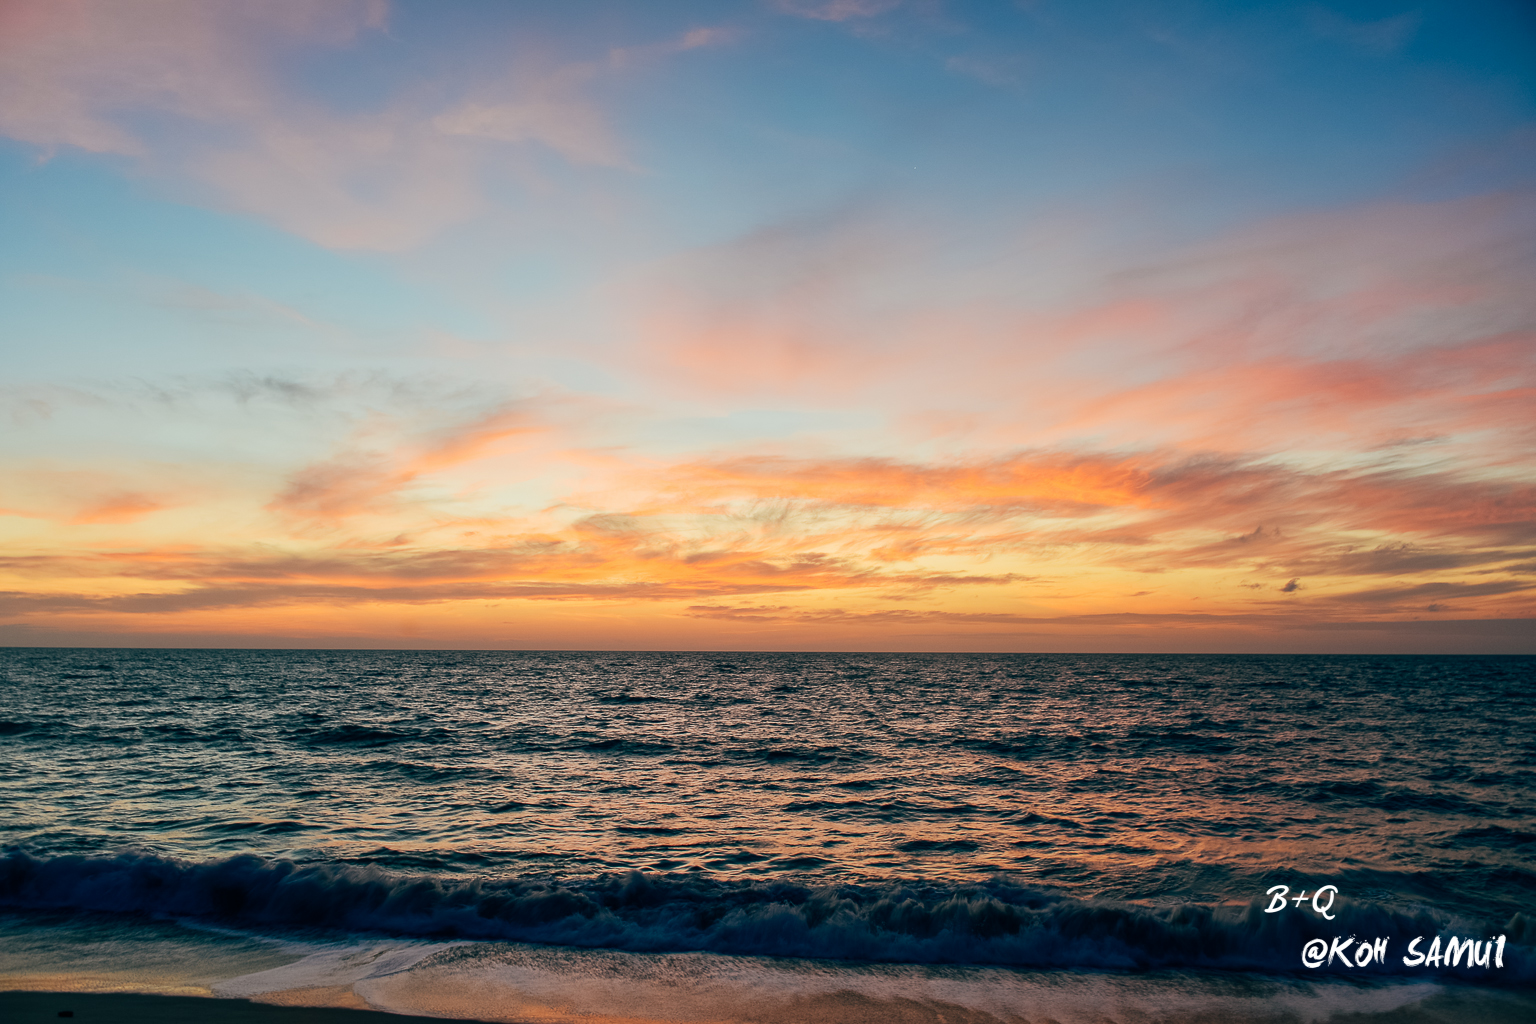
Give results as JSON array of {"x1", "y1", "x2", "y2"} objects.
[
  {"x1": 6, "y1": 983, "x2": 1536, "y2": 1024},
  {"x1": 3, "y1": 914, "x2": 1531, "y2": 1024}
]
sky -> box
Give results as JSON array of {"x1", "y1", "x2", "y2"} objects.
[{"x1": 1, "y1": 0, "x2": 1534, "y2": 653}]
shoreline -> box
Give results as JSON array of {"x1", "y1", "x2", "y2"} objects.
[{"x1": 8, "y1": 977, "x2": 1536, "y2": 1024}]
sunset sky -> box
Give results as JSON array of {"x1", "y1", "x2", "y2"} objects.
[{"x1": 2, "y1": 0, "x2": 1533, "y2": 652}]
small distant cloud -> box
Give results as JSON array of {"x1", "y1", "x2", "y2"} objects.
[
  {"x1": 1323, "y1": 544, "x2": 1509, "y2": 576},
  {"x1": 772, "y1": 0, "x2": 902, "y2": 22},
  {"x1": 433, "y1": 82, "x2": 628, "y2": 169},
  {"x1": 1322, "y1": 580, "x2": 1532, "y2": 606},
  {"x1": 685, "y1": 603, "x2": 796, "y2": 619},
  {"x1": 679, "y1": 27, "x2": 735, "y2": 49},
  {"x1": 70, "y1": 492, "x2": 165, "y2": 525},
  {"x1": 1306, "y1": 6, "x2": 1421, "y2": 52},
  {"x1": 1281, "y1": 577, "x2": 1301, "y2": 592},
  {"x1": 945, "y1": 54, "x2": 1028, "y2": 88}
]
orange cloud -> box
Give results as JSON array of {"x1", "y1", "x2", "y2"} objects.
[
  {"x1": 6, "y1": 439, "x2": 1531, "y2": 644},
  {"x1": 656, "y1": 454, "x2": 1155, "y2": 512},
  {"x1": 0, "y1": 466, "x2": 188, "y2": 527},
  {"x1": 268, "y1": 405, "x2": 545, "y2": 523},
  {"x1": 68, "y1": 492, "x2": 165, "y2": 525}
]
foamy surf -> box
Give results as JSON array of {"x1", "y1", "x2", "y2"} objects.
[
  {"x1": 223, "y1": 941, "x2": 1510, "y2": 1024},
  {"x1": 5, "y1": 910, "x2": 1534, "y2": 1022},
  {"x1": 198, "y1": 939, "x2": 1536, "y2": 1024},
  {"x1": 214, "y1": 941, "x2": 457, "y2": 1011}
]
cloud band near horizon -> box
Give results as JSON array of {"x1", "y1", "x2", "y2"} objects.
[{"x1": 2, "y1": 0, "x2": 1533, "y2": 651}]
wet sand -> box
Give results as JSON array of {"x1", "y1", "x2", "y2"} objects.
[
  {"x1": 0, "y1": 990, "x2": 488, "y2": 1023},
  {"x1": 6, "y1": 984, "x2": 1536, "y2": 1024}
]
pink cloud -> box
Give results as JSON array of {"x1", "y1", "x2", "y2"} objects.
[
  {"x1": 1047, "y1": 329, "x2": 1535, "y2": 459},
  {"x1": 616, "y1": 188, "x2": 1534, "y2": 446},
  {"x1": 0, "y1": 0, "x2": 472, "y2": 248},
  {"x1": 0, "y1": 1, "x2": 712, "y2": 249},
  {"x1": 0, "y1": 0, "x2": 385, "y2": 156},
  {"x1": 772, "y1": 0, "x2": 903, "y2": 22}
]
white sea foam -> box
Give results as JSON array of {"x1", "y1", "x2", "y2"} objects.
[
  {"x1": 212, "y1": 941, "x2": 453, "y2": 999},
  {"x1": 5, "y1": 910, "x2": 1524, "y2": 1023},
  {"x1": 341, "y1": 942, "x2": 1446, "y2": 1024}
]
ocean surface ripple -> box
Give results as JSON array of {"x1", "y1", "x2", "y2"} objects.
[{"x1": 2, "y1": 649, "x2": 1533, "y2": 976}]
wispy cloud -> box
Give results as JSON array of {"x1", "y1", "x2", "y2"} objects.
[
  {"x1": 0, "y1": 2, "x2": 728, "y2": 249},
  {"x1": 619, "y1": 190, "x2": 1536, "y2": 463},
  {"x1": 0, "y1": 468, "x2": 184, "y2": 527},
  {"x1": 268, "y1": 405, "x2": 547, "y2": 524},
  {"x1": 772, "y1": 0, "x2": 903, "y2": 23},
  {"x1": 1305, "y1": 6, "x2": 1421, "y2": 52},
  {"x1": 653, "y1": 453, "x2": 1155, "y2": 512}
]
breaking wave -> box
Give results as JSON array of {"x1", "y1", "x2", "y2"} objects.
[{"x1": 2, "y1": 850, "x2": 1529, "y2": 981}]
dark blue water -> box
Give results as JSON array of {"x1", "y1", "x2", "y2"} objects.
[{"x1": 2, "y1": 649, "x2": 1532, "y2": 980}]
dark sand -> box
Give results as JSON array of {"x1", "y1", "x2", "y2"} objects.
[
  {"x1": 8, "y1": 985, "x2": 1536, "y2": 1024},
  {"x1": 0, "y1": 990, "x2": 493, "y2": 1023}
]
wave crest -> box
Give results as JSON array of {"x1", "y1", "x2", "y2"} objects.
[{"x1": 1, "y1": 851, "x2": 1526, "y2": 979}]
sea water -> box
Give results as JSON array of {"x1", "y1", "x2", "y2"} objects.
[{"x1": 2, "y1": 649, "x2": 1532, "y2": 1021}]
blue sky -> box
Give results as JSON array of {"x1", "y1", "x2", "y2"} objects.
[{"x1": 1, "y1": 0, "x2": 1533, "y2": 651}]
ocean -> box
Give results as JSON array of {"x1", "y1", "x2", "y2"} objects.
[{"x1": 2, "y1": 649, "x2": 1532, "y2": 1022}]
